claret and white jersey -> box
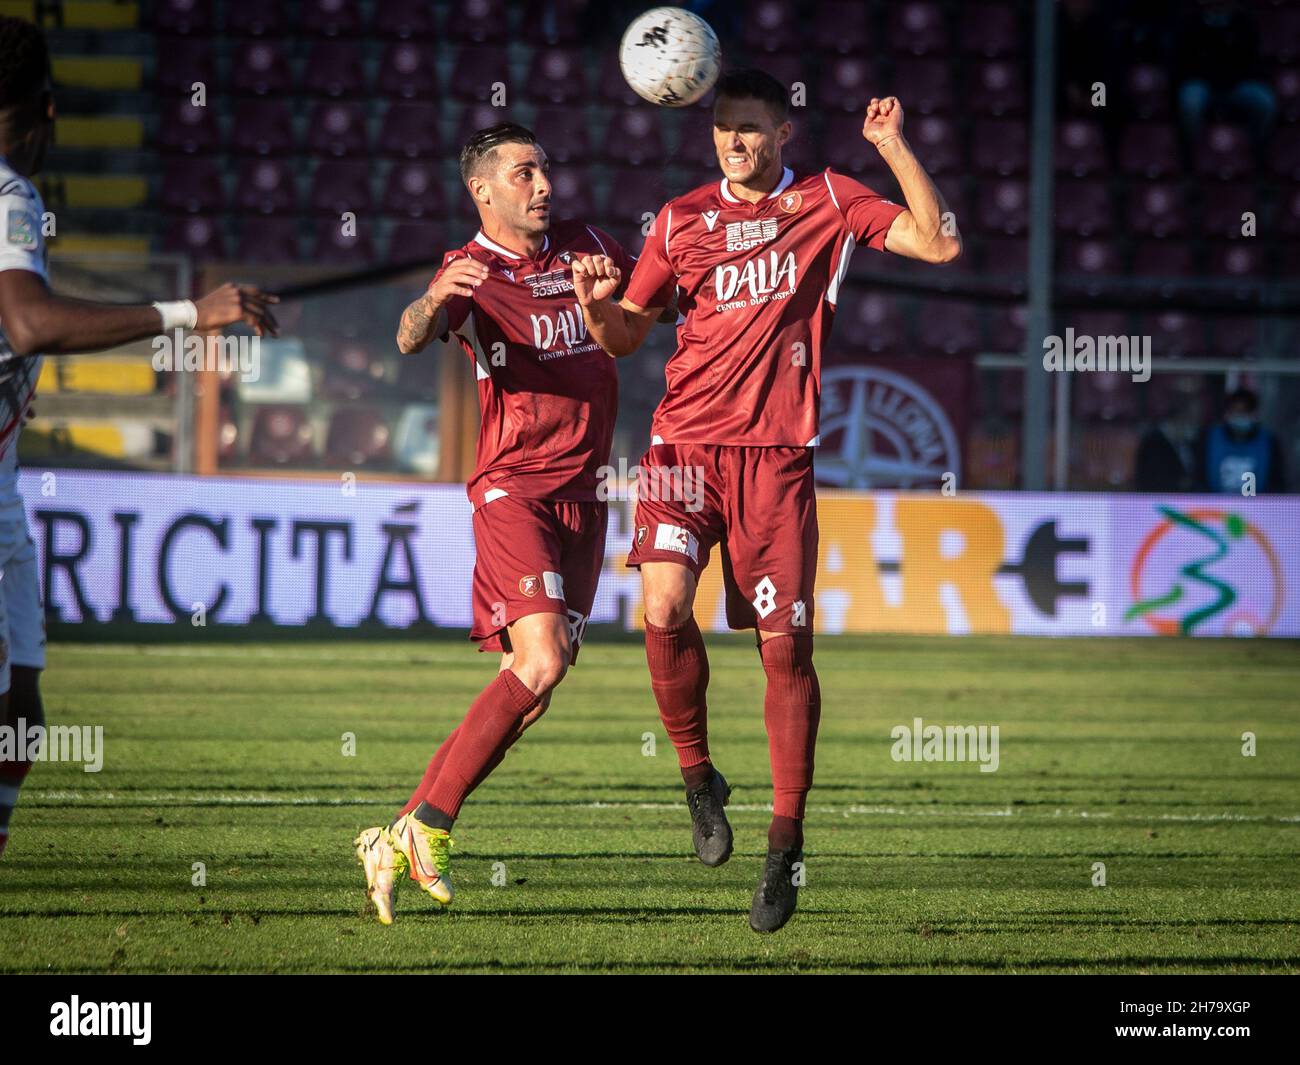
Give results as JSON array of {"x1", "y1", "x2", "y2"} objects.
[{"x1": 624, "y1": 166, "x2": 904, "y2": 449}]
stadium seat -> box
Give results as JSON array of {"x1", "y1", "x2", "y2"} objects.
[
  {"x1": 1268, "y1": 128, "x2": 1300, "y2": 182},
  {"x1": 388, "y1": 221, "x2": 446, "y2": 266},
  {"x1": 892, "y1": 59, "x2": 954, "y2": 115},
  {"x1": 304, "y1": 41, "x2": 367, "y2": 98},
  {"x1": 986, "y1": 303, "x2": 1027, "y2": 354},
  {"x1": 161, "y1": 157, "x2": 225, "y2": 214},
  {"x1": 601, "y1": 108, "x2": 665, "y2": 166},
  {"x1": 1198, "y1": 183, "x2": 1257, "y2": 240},
  {"x1": 447, "y1": 46, "x2": 511, "y2": 103},
  {"x1": 817, "y1": 57, "x2": 879, "y2": 112},
  {"x1": 1213, "y1": 317, "x2": 1261, "y2": 359},
  {"x1": 824, "y1": 113, "x2": 879, "y2": 173},
  {"x1": 377, "y1": 103, "x2": 442, "y2": 158},
  {"x1": 960, "y1": 3, "x2": 1022, "y2": 57},
  {"x1": 314, "y1": 218, "x2": 377, "y2": 263},
  {"x1": 163, "y1": 215, "x2": 226, "y2": 260},
  {"x1": 154, "y1": 37, "x2": 215, "y2": 94},
  {"x1": 1258, "y1": 7, "x2": 1300, "y2": 65},
  {"x1": 916, "y1": 300, "x2": 980, "y2": 355},
  {"x1": 1275, "y1": 67, "x2": 1300, "y2": 125},
  {"x1": 980, "y1": 236, "x2": 1028, "y2": 281},
  {"x1": 1193, "y1": 123, "x2": 1254, "y2": 181},
  {"x1": 383, "y1": 162, "x2": 446, "y2": 217},
  {"x1": 445, "y1": 0, "x2": 512, "y2": 44},
  {"x1": 1131, "y1": 239, "x2": 1196, "y2": 279},
  {"x1": 300, "y1": 0, "x2": 364, "y2": 38},
  {"x1": 237, "y1": 216, "x2": 302, "y2": 263},
  {"x1": 967, "y1": 60, "x2": 1027, "y2": 117},
  {"x1": 306, "y1": 101, "x2": 369, "y2": 157},
  {"x1": 455, "y1": 103, "x2": 511, "y2": 149},
  {"x1": 326, "y1": 408, "x2": 393, "y2": 468},
  {"x1": 526, "y1": 47, "x2": 586, "y2": 105},
  {"x1": 396, "y1": 338, "x2": 444, "y2": 397},
  {"x1": 1119, "y1": 123, "x2": 1179, "y2": 179},
  {"x1": 1126, "y1": 64, "x2": 1170, "y2": 120},
  {"x1": 1054, "y1": 179, "x2": 1112, "y2": 237},
  {"x1": 322, "y1": 340, "x2": 388, "y2": 400},
  {"x1": 832, "y1": 289, "x2": 906, "y2": 355},
  {"x1": 1075, "y1": 372, "x2": 1139, "y2": 424},
  {"x1": 1056, "y1": 118, "x2": 1108, "y2": 178},
  {"x1": 249, "y1": 406, "x2": 315, "y2": 466},
  {"x1": 374, "y1": 0, "x2": 437, "y2": 39},
  {"x1": 378, "y1": 42, "x2": 439, "y2": 100},
  {"x1": 225, "y1": 0, "x2": 287, "y2": 36},
  {"x1": 754, "y1": 54, "x2": 811, "y2": 99},
  {"x1": 971, "y1": 119, "x2": 1027, "y2": 175},
  {"x1": 230, "y1": 39, "x2": 295, "y2": 96},
  {"x1": 603, "y1": 168, "x2": 672, "y2": 233},
  {"x1": 533, "y1": 106, "x2": 591, "y2": 163},
  {"x1": 1278, "y1": 186, "x2": 1300, "y2": 237},
  {"x1": 153, "y1": 0, "x2": 213, "y2": 35},
  {"x1": 157, "y1": 98, "x2": 220, "y2": 154},
  {"x1": 310, "y1": 160, "x2": 374, "y2": 215},
  {"x1": 1207, "y1": 240, "x2": 1264, "y2": 283},
  {"x1": 1057, "y1": 238, "x2": 1120, "y2": 276},
  {"x1": 996, "y1": 369, "x2": 1024, "y2": 419},
  {"x1": 888, "y1": 1, "x2": 949, "y2": 57},
  {"x1": 977, "y1": 178, "x2": 1028, "y2": 235},
  {"x1": 1126, "y1": 181, "x2": 1188, "y2": 238},
  {"x1": 229, "y1": 98, "x2": 296, "y2": 155},
  {"x1": 549, "y1": 166, "x2": 598, "y2": 222},
  {"x1": 742, "y1": 0, "x2": 802, "y2": 54},
  {"x1": 811, "y1": 0, "x2": 871, "y2": 56},
  {"x1": 910, "y1": 114, "x2": 962, "y2": 175},
  {"x1": 393, "y1": 404, "x2": 441, "y2": 475},
  {"x1": 525, "y1": 0, "x2": 593, "y2": 45},
  {"x1": 1142, "y1": 311, "x2": 1207, "y2": 358}
]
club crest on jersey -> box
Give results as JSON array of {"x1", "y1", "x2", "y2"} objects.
[
  {"x1": 636, "y1": 525, "x2": 648, "y2": 547},
  {"x1": 558, "y1": 250, "x2": 574, "y2": 263},
  {"x1": 519, "y1": 574, "x2": 541, "y2": 598},
  {"x1": 523, "y1": 268, "x2": 574, "y2": 297},
  {"x1": 6, "y1": 207, "x2": 37, "y2": 248},
  {"x1": 725, "y1": 218, "x2": 778, "y2": 252},
  {"x1": 701, "y1": 209, "x2": 720, "y2": 232},
  {"x1": 779, "y1": 190, "x2": 802, "y2": 214}
]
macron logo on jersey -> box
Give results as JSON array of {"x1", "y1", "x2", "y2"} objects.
[{"x1": 701, "y1": 209, "x2": 720, "y2": 232}]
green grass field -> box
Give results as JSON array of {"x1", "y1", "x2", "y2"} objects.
[{"x1": 2, "y1": 634, "x2": 1297, "y2": 974}]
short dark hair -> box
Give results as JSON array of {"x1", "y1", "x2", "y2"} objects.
[
  {"x1": 459, "y1": 122, "x2": 539, "y2": 184},
  {"x1": 0, "y1": 15, "x2": 50, "y2": 111},
  {"x1": 1226, "y1": 387, "x2": 1259, "y2": 413},
  {"x1": 715, "y1": 68, "x2": 789, "y2": 124}
]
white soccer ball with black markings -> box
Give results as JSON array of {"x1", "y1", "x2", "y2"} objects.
[{"x1": 619, "y1": 7, "x2": 721, "y2": 108}]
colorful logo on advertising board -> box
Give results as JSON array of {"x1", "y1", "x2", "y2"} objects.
[{"x1": 1126, "y1": 506, "x2": 1284, "y2": 636}]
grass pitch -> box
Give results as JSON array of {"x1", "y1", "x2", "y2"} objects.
[{"x1": 1, "y1": 634, "x2": 1297, "y2": 974}]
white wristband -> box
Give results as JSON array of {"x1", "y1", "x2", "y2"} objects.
[{"x1": 153, "y1": 299, "x2": 198, "y2": 331}]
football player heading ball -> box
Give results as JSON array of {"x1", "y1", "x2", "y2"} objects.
[{"x1": 572, "y1": 69, "x2": 961, "y2": 933}]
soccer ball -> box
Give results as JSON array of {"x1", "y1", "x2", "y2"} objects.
[{"x1": 618, "y1": 7, "x2": 721, "y2": 108}]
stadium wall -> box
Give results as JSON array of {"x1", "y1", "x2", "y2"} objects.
[{"x1": 18, "y1": 470, "x2": 1298, "y2": 639}]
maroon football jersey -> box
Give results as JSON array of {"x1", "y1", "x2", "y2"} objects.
[
  {"x1": 435, "y1": 221, "x2": 633, "y2": 507},
  {"x1": 624, "y1": 167, "x2": 904, "y2": 448}
]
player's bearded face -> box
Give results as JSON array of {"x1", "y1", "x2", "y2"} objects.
[
  {"x1": 484, "y1": 143, "x2": 552, "y2": 237},
  {"x1": 712, "y1": 98, "x2": 789, "y2": 190}
]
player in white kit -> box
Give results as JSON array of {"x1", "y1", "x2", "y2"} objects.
[{"x1": 0, "y1": 16, "x2": 279, "y2": 856}]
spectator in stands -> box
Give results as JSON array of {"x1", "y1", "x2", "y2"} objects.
[
  {"x1": 1134, "y1": 419, "x2": 1192, "y2": 492},
  {"x1": 1196, "y1": 388, "x2": 1286, "y2": 494},
  {"x1": 1175, "y1": 0, "x2": 1276, "y2": 157}
]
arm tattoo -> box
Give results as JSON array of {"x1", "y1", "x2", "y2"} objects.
[{"x1": 397, "y1": 294, "x2": 439, "y2": 353}]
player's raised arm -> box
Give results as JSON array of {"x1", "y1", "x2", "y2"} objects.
[
  {"x1": 571, "y1": 254, "x2": 656, "y2": 358},
  {"x1": 863, "y1": 97, "x2": 962, "y2": 264},
  {"x1": 0, "y1": 273, "x2": 279, "y2": 357},
  {"x1": 396, "y1": 257, "x2": 488, "y2": 355}
]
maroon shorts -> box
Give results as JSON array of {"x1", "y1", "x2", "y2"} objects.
[
  {"x1": 471, "y1": 495, "x2": 607, "y2": 661},
  {"x1": 625, "y1": 443, "x2": 818, "y2": 633}
]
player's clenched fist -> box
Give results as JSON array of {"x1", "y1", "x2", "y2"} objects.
[
  {"x1": 195, "y1": 282, "x2": 280, "y2": 336},
  {"x1": 570, "y1": 255, "x2": 622, "y2": 305},
  {"x1": 862, "y1": 96, "x2": 904, "y2": 147},
  {"x1": 428, "y1": 257, "x2": 490, "y2": 306}
]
